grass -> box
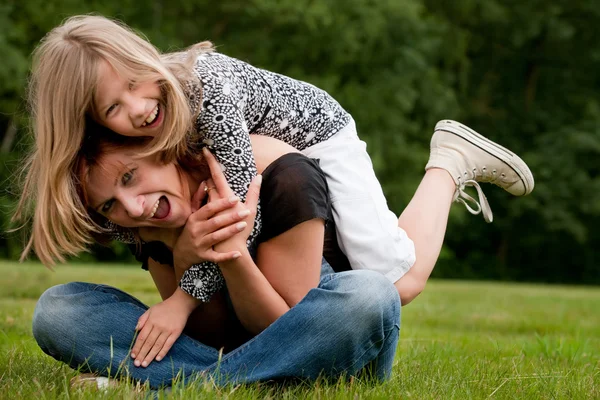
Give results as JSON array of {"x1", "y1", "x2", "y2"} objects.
[{"x1": 0, "y1": 260, "x2": 599, "y2": 399}]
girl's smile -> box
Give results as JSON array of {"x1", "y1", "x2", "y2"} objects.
[{"x1": 93, "y1": 60, "x2": 165, "y2": 138}]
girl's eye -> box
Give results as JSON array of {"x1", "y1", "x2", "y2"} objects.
[
  {"x1": 101, "y1": 199, "x2": 115, "y2": 213},
  {"x1": 106, "y1": 104, "x2": 117, "y2": 116},
  {"x1": 129, "y1": 81, "x2": 137, "y2": 91}
]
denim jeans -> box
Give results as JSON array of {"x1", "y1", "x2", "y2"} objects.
[{"x1": 32, "y1": 268, "x2": 400, "y2": 388}]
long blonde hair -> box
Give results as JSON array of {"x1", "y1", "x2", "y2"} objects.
[{"x1": 14, "y1": 15, "x2": 213, "y2": 266}]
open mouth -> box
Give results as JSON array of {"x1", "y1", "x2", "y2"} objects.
[
  {"x1": 141, "y1": 104, "x2": 161, "y2": 128},
  {"x1": 149, "y1": 196, "x2": 170, "y2": 220}
]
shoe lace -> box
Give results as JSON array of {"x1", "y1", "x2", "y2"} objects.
[
  {"x1": 453, "y1": 178, "x2": 493, "y2": 223},
  {"x1": 474, "y1": 166, "x2": 507, "y2": 188}
]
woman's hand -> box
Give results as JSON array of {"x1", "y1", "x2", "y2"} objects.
[
  {"x1": 172, "y1": 181, "x2": 252, "y2": 271},
  {"x1": 202, "y1": 148, "x2": 262, "y2": 254},
  {"x1": 131, "y1": 288, "x2": 199, "y2": 367}
]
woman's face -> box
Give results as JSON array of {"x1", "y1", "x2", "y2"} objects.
[
  {"x1": 85, "y1": 149, "x2": 193, "y2": 229},
  {"x1": 93, "y1": 60, "x2": 164, "y2": 138}
]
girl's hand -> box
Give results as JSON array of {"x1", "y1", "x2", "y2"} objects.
[
  {"x1": 172, "y1": 182, "x2": 251, "y2": 271},
  {"x1": 202, "y1": 148, "x2": 262, "y2": 253},
  {"x1": 131, "y1": 289, "x2": 198, "y2": 367}
]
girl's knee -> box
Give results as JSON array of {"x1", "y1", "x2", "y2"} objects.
[{"x1": 394, "y1": 274, "x2": 426, "y2": 306}]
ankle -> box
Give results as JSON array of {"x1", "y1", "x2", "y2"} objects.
[{"x1": 424, "y1": 168, "x2": 456, "y2": 193}]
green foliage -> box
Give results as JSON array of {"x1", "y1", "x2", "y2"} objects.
[{"x1": 0, "y1": 0, "x2": 598, "y2": 282}]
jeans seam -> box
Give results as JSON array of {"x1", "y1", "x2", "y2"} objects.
[
  {"x1": 91, "y1": 283, "x2": 149, "y2": 310},
  {"x1": 345, "y1": 324, "x2": 400, "y2": 374}
]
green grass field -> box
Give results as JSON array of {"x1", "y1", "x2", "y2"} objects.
[{"x1": 1, "y1": 260, "x2": 599, "y2": 399}]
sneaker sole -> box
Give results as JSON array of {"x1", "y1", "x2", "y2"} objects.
[{"x1": 435, "y1": 120, "x2": 534, "y2": 195}]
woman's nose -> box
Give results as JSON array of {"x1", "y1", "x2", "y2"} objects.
[{"x1": 123, "y1": 196, "x2": 144, "y2": 218}]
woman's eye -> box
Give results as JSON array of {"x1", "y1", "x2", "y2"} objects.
[
  {"x1": 101, "y1": 199, "x2": 115, "y2": 213},
  {"x1": 122, "y1": 168, "x2": 136, "y2": 185},
  {"x1": 129, "y1": 81, "x2": 137, "y2": 91}
]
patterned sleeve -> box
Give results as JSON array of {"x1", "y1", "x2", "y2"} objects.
[{"x1": 178, "y1": 54, "x2": 262, "y2": 300}]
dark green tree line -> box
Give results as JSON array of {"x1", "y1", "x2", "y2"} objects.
[{"x1": 1, "y1": 0, "x2": 598, "y2": 283}]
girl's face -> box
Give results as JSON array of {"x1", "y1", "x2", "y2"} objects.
[
  {"x1": 85, "y1": 149, "x2": 194, "y2": 229},
  {"x1": 93, "y1": 60, "x2": 165, "y2": 138}
]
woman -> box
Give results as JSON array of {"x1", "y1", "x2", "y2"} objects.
[
  {"x1": 32, "y1": 132, "x2": 400, "y2": 388},
  {"x1": 31, "y1": 119, "x2": 534, "y2": 388}
]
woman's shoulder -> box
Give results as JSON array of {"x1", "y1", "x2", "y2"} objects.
[
  {"x1": 262, "y1": 153, "x2": 326, "y2": 189},
  {"x1": 259, "y1": 153, "x2": 331, "y2": 242}
]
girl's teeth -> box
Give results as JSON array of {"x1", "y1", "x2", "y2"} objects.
[
  {"x1": 149, "y1": 198, "x2": 160, "y2": 218},
  {"x1": 142, "y1": 105, "x2": 159, "y2": 127}
]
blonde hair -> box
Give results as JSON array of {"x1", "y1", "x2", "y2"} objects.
[{"x1": 14, "y1": 14, "x2": 213, "y2": 266}]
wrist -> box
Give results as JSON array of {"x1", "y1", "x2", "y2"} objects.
[
  {"x1": 213, "y1": 239, "x2": 248, "y2": 255},
  {"x1": 219, "y1": 247, "x2": 252, "y2": 269},
  {"x1": 168, "y1": 287, "x2": 201, "y2": 315}
]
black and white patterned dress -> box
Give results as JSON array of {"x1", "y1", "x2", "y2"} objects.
[{"x1": 179, "y1": 52, "x2": 351, "y2": 301}]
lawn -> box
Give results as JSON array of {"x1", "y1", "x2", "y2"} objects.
[{"x1": 0, "y1": 260, "x2": 599, "y2": 399}]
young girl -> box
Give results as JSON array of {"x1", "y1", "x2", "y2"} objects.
[{"x1": 16, "y1": 15, "x2": 534, "y2": 302}]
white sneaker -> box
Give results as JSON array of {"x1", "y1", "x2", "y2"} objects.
[
  {"x1": 425, "y1": 120, "x2": 534, "y2": 222},
  {"x1": 70, "y1": 373, "x2": 116, "y2": 391}
]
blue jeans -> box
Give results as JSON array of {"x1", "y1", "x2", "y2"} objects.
[{"x1": 32, "y1": 269, "x2": 400, "y2": 388}]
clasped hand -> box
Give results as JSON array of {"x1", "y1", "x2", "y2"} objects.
[
  {"x1": 131, "y1": 148, "x2": 261, "y2": 368},
  {"x1": 172, "y1": 149, "x2": 260, "y2": 269}
]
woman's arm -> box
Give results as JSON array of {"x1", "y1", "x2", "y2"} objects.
[
  {"x1": 131, "y1": 258, "x2": 200, "y2": 367},
  {"x1": 147, "y1": 258, "x2": 178, "y2": 300},
  {"x1": 255, "y1": 219, "x2": 324, "y2": 307},
  {"x1": 218, "y1": 219, "x2": 324, "y2": 333},
  {"x1": 204, "y1": 148, "x2": 325, "y2": 334},
  {"x1": 135, "y1": 258, "x2": 234, "y2": 367}
]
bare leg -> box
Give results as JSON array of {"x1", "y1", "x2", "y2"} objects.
[
  {"x1": 394, "y1": 120, "x2": 535, "y2": 305},
  {"x1": 394, "y1": 168, "x2": 455, "y2": 305}
]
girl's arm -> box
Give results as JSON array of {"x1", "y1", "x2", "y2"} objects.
[{"x1": 178, "y1": 57, "x2": 261, "y2": 301}]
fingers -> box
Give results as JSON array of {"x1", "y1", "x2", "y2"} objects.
[
  {"x1": 134, "y1": 328, "x2": 160, "y2": 367},
  {"x1": 203, "y1": 148, "x2": 234, "y2": 197},
  {"x1": 203, "y1": 221, "x2": 248, "y2": 247},
  {"x1": 191, "y1": 195, "x2": 240, "y2": 222},
  {"x1": 191, "y1": 180, "x2": 208, "y2": 212},
  {"x1": 205, "y1": 178, "x2": 219, "y2": 202},
  {"x1": 131, "y1": 322, "x2": 152, "y2": 362},
  {"x1": 209, "y1": 249, "x2": 242, "y2": 263},
  {"x1": 245, "y1": 174, "x2": 262, "y2": 211},
  {"x1": 135, "y1": 311, "x2": 149, "y2": 332},
  {"x1": 156, "y1": 335, "x2": 179, "y2": 362},
  {"x1": 141, "y1": 332, "x2": 168, "y2": 367}
]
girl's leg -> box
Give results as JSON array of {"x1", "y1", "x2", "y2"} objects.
[
  {"x1": 303, "y1": 119, "x2": 533, "y2": 306},
  {"x1": 302, "y1": 119, "x2": 417, "y2": 283},
  {"x1": 393, "y1": 169, "x2": 454, "y2": 303},
  {"x1": 395, "y1": 120, "x2": 534, "y2": 304}
]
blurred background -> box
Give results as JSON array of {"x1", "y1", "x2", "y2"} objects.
[{"x1": 1, "y1": 0, "x2": 598, "y2": 284}]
